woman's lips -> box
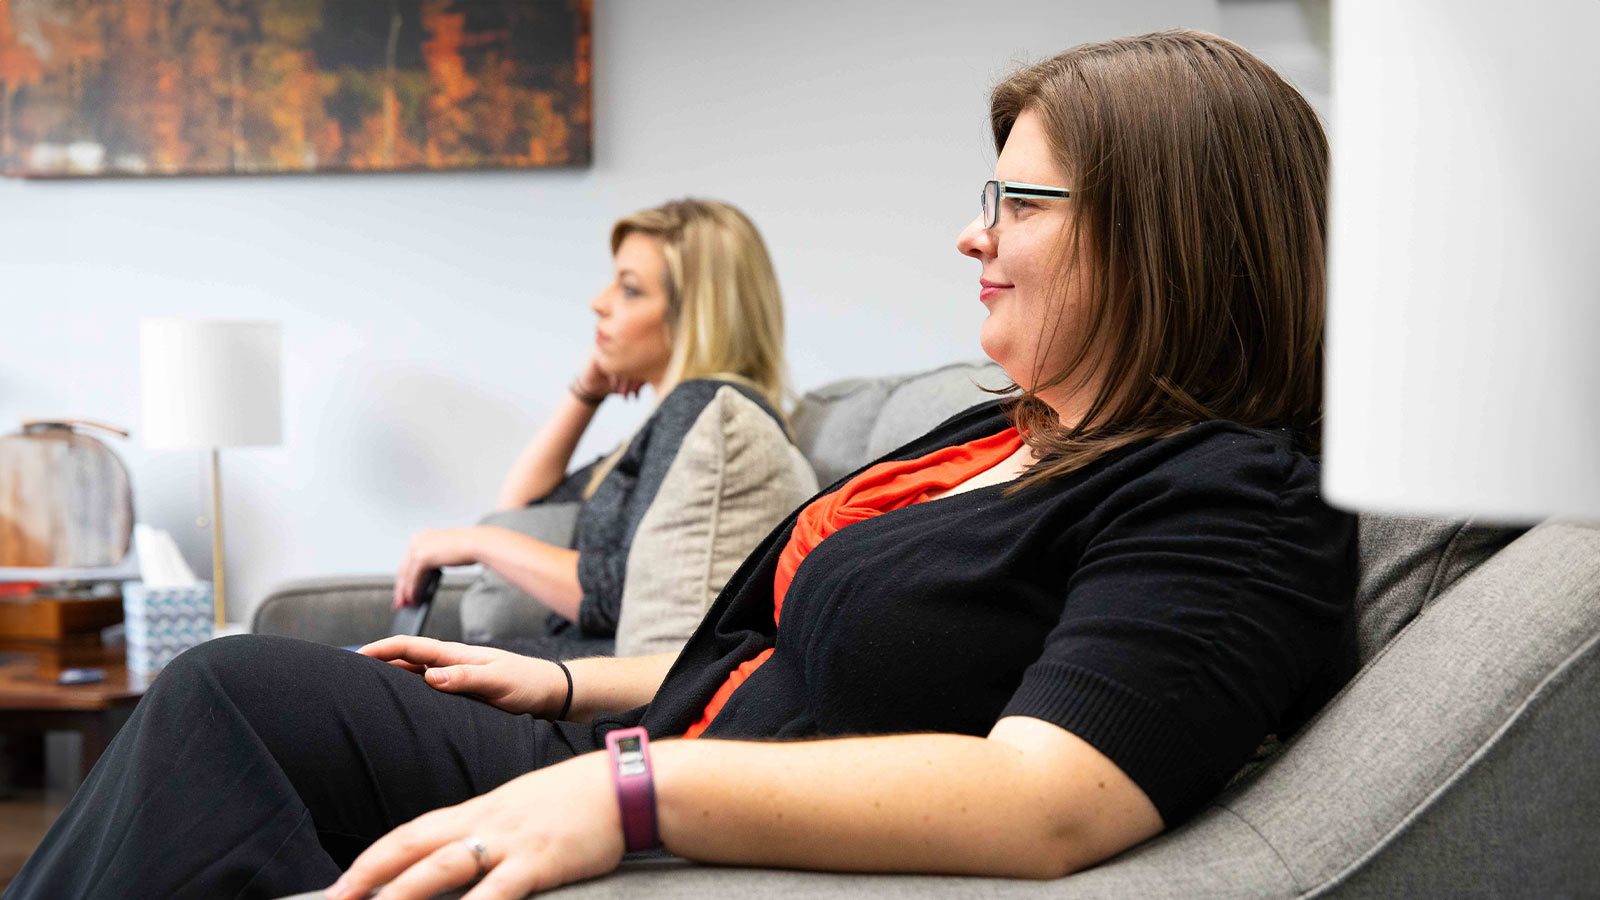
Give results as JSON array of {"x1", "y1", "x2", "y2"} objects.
[{"x1": 979, "y1": 280, "x2": 1013, "y2": 302}]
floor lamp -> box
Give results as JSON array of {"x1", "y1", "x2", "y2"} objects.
[
  {"x1": 1324, "y1": 0, "x2": 1599, "y2": 521},
  {"x1": 140, "y1": 320, "x2": 283, "y2": 628}
]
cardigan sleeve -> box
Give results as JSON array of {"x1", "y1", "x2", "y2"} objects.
[{"x1": 998, "y1": 436, "x2": 1358, "y2": 826}]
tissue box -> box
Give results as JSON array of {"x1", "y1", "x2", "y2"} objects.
[{"x1": 122, "y1": 582, "x2": 214, "y2": 674}]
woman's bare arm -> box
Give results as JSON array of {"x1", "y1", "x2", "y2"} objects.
[
  {"x1": 469, "y1": 527, "x2": 585, "y2": 621},
  {"x1": 563, "y1": 651, "x2": 680, "y2": 722},
  {"x1": 495, "y1": 390, "x2": 603, "y2": 511},
  {"x1": 649, "y1": 715, "x2": 1163, "y2": 879}
]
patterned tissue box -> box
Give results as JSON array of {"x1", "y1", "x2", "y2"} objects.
[{"x1": 122, "y1": 582, "x2": 214, "y2": 674}]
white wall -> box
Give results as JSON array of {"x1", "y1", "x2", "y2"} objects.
[{"x1": 0, "y1": 0, "x2": 1262, "y2": 621}]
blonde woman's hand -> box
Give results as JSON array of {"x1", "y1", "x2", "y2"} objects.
[
  {"x1": 575, "y1": 350, "x2": 645, "y2": 402},
  {"x1": 323, "y1": 753, "x2": 623, "y2": 900},
  {"x1": 358, "y1": 636, "x2": 571, "y2": 718},
  {"x1": 393, "y1": 528, "x2": 483, "y2": 609}
]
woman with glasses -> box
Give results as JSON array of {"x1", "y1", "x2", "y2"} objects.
[{"x1": 8, "y1": 29, "x2": 1353, "y2": 900}]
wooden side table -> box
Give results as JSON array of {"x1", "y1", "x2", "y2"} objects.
[{"x1": 0, "y1": 636, "x2": 147, "y2": 789}]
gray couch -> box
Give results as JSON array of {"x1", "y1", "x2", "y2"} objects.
[{"x1": 266, "y1": 361, "x2": 1600, "y2": 899}]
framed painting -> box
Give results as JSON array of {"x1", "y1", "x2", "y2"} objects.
[{"x1": 0, "y1": 0, "x2": 591, "y2": 177}]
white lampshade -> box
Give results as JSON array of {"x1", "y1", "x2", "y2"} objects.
[
  {"x1": 140, "y1": 319, "x2": 283, "y2": 449},
  {"x1": 1324, "y1": 0, "x2": 1600, "y2": 521}
]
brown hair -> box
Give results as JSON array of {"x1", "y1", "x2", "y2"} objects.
[{"x1": 990, "y1": 29, "x2": 1328, "y2": 488}]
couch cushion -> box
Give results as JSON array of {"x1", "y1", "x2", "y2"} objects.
[
  {"x1": 1354, "y1": 515, "x2": 1526, "y2": 662},
  {"x1": 615, "y1": 386, "x2": 817, "y2": 657},
  {"x1": 865, "y1": 360, "x2": 1007, "y2": 459},
  {"x1": 790, "y1": 377, "x2": 895, "y2": 487},
  {"x1": 792, "y1": 360, "x2": 1006, "y2": 487},
  {"x1": 458, "y1": 502, "x2": 579, "y2": 644}
]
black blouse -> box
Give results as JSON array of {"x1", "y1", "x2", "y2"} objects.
[{"x1": 602, "y1": 400, "x2": 1358, "y2": 825}]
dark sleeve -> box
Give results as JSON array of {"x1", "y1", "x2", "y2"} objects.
[
  {"x1": 999, "y1": 437, "x2": 1357, "y2": 826},
  {"x1": 572, "y1": 381, "x2": 745, "y2": 636}
]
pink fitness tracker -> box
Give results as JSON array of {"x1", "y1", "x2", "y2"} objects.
[{"x1": 604, "y1": 726, "x2": 660, "y2": 852}]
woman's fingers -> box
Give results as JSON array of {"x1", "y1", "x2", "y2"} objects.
[
  {"x1": 423, "y1": 665, "x2": 483, "y2": 694},
  {"x1": 362, "y1": 838, "x2": 489, "y2": 900},
  {"x1": 327, "y1": 812, "x2": 456, "y2": 900},
  {"x1": 360, "y1": 635, "x2": 457, "y2": 666},
  {"x1": 461, "y1": 857, "x2": 548, "y2": 900}
]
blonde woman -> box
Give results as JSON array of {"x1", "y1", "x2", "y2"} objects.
[{"x1": 390, "y1": 198, "x2": 812, "y2": 660}]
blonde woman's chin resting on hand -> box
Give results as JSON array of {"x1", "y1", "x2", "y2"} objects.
[{"x1": 8, "y1": 31, "x2": 1356, "y2": 900}]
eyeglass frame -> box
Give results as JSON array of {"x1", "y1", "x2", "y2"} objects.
[{"x1": 981, "y1": 179, "x2": 1072, "y2": 228}]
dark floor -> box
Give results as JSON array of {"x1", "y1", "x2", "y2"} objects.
[{"x1": 0, "y1": 790, "x2": 64, "y2": 891}]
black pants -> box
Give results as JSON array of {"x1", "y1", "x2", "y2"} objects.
[{"x1": 4, "y1": 634, "x2": 602, "y2": 900}]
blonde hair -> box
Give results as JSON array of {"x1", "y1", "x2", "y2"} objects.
[
  {"x1": 584, "y1": 198, "x2": 789, "y2": 498},
  {"x1": 611, "y1": 198, "x2": 788, "y2": 411}
]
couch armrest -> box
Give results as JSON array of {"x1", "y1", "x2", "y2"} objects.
[{"x1": 250, "y1": 574, "x2": 469, "y2": 646}]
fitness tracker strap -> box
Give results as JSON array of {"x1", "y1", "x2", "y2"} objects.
[{"x1": 604, "y1": 726, "x2": 660, "y2": 852}]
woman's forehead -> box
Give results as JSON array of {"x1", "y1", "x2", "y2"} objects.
[
  {"x1": 995, "y1": 110, "x2": 1069, "y2": 185},
  {"x1": 614, "y1": 232, "x2": 665, "y2": 270}
]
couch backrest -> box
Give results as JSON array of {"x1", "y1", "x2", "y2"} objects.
[{"x1": 791, "y1": 360, "x2": 1005, "y2": 487}]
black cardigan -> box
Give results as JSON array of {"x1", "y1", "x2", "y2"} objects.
[{"x1": 597, "y1": 399, "x2": 1358, "y2": 825}]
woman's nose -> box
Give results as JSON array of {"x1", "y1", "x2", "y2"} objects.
[
  {"x1": 956, "y1": 215, "x2": 994, "y2": 260},
  {"x1": 591, "y1": 290, "x2": 609, "y2": 316}
]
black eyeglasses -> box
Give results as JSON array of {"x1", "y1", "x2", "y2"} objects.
[{"x1": 981, "y1": 179, "x2": 1072, "y2": 228}]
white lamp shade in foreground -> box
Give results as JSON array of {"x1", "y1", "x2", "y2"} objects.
[
  {"x1": 1324, "y1": 0, "x2": 1600, "y2": 522},
  {"x1": 140, "y1": 319, "x2": 283, "y2": 450}
]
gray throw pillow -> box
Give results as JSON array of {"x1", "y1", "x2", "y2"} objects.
[
  {"x1": 458, "y1": 501, "x2": 580, "y2": 644},
  {"x1": 1354, "y1": 514, "x2": 1527, "y2": 662}
]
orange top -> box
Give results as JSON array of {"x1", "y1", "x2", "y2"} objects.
[{"x1": 682, "y1": 426, "x2": 1025, "y2": 739}]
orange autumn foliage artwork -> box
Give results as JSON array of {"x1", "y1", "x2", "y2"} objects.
[{"x1": 0, "y1": 0, "x2": 590, "y2": 177}]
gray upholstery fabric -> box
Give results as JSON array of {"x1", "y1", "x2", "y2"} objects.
[
  {"x1": 791, "y1": 361, "x2": 1004, "y2": 488},
  {"x1": 789, "y1": 377, "x2": 894, "y2": 487},
  {"x1": 1353, "y1": 515, "x2": 1526, "y2": 662},
  {"x1": 865, "y1": 360, "x2": 1006, "y2": 459},
  {"x1": 251, "y1": 574, "x2": 468, "y2": 645},
  {"x1": 1216, "y1": 519, "x2": 1600, "y2": 898},
  {"x1": 457, "y1": 502, "x2": 580, "y2": 644}
]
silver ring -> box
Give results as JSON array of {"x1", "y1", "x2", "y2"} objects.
[{"x1": 461, "y1": 835, "x2": 490, "y2": 877}]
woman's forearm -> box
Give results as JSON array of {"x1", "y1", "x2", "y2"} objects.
[
  {"x1": 496, "y1": 391, "x2": 601, "y2": 510},
  {"x1": 564, "y1": 651, "x2": 679, "y2": 722},
  {"x1": 470, "y1": 527, "x2": 584, "y2": 621},
  {"x1": 647, "y1": 728, "x2": 1159, "y2": 880}
]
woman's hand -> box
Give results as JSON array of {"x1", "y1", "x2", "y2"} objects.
[
  {"x1": 323, "y1": 753, "x2": 624, "y2": 900},
  {"x1": 358, "y1": 635, "x2": 570, "y2": 717},
  {"x1": 575, "y1": 350, "x2": 645, "y2": 402},
  {"x1": 394, "y1": 528, "x2": 483, "y2": 609}
]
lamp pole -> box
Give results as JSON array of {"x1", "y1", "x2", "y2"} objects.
[{"x1": 210, "y1": 447, "x2": 227, "y2": 629}]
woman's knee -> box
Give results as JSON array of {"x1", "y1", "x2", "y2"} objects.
[{"x1": 154, "y1": 633, "x2": 340, "y2": 702}]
